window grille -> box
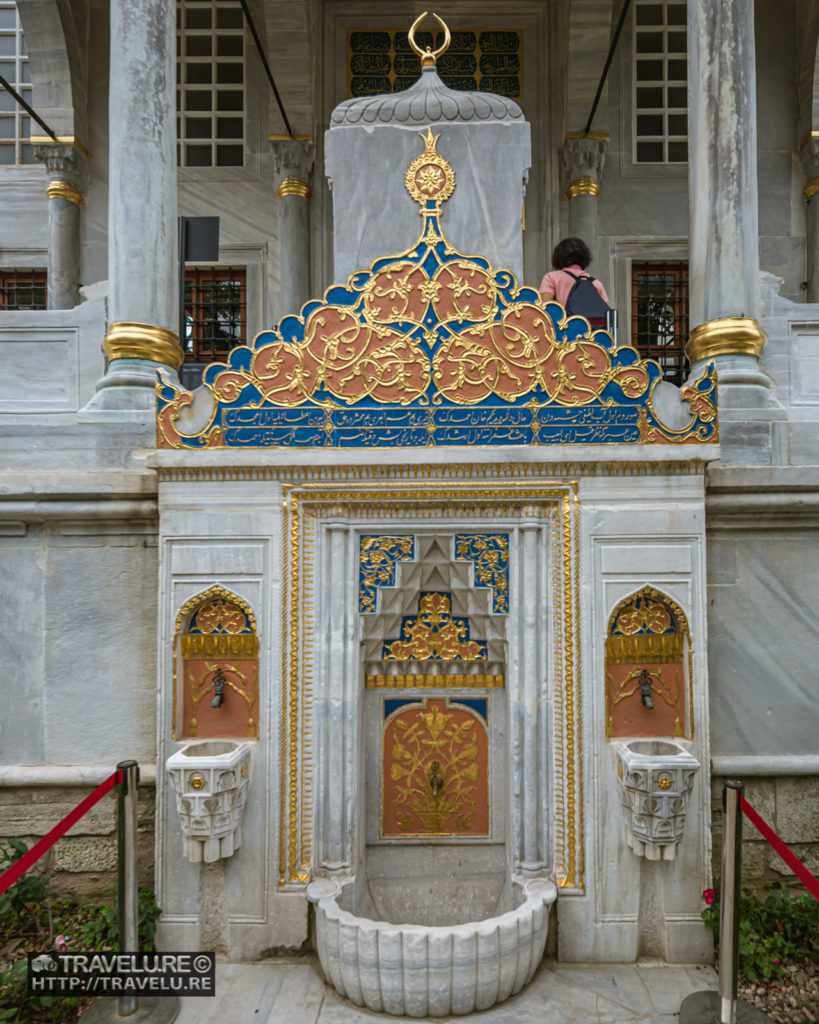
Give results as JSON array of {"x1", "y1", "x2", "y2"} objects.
[
  {"x1": 633, "y1": 0, "x2": 687, "y2": 163},
  {"x1": 0, "y1": 1, "x2": 33, "y2": 165},
  {"x1": 182, "y1": 266, "x2": 246, "y2": 388},
  {"x1": 176, "y1": 0, "x2": 245, "y2": 168},
  {"x1": 0, "y1": 267, "x2": 46, "y2": 309},
  {"x1": 631, "y1": 261, "x2": 688, "y2": 386}
]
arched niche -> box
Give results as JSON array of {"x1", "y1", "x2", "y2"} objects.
[
  {"x1": 605, "y1": 586, "x2": 692, "y2": 740},
  {"x1": 173, "y1": 586, "x2": 259, "y2": 741}
]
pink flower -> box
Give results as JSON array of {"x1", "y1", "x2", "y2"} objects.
[
  {"x1": 773, "y1": 958, "x2": 780, "y2": 964},
  {"x1": 54, "y1": 934, "x2": 71, "y2": 952},
  {"x1": 702, "y1": 888, "x2": 716, "y2": 905}
]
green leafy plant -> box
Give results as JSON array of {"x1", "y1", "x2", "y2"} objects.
[
  {"x1": 74, "y1": 888, "x2": 161, "y2": 952},
  {"x1": 702, "y1": 886, "x2": 819, "y2": 983},
  {"x1": 0, "y1": 840, "x2": 163, "y2": 1022}
]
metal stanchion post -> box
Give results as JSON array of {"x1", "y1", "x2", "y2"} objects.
[
  {"x1": 679, "y1": 782, "x2": 770, "y2": 1024},
  {"x1": 720, "y1": 782, "x2": 743, "y2": 1024},
  {"x1": 118, "y1": 759, "x2": 140, "y2": 1017},
  {"x1": 83, "y1": 761, "x2": 179, "y2": 1024}
]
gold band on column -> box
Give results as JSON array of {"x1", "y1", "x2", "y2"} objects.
[
  {"x1": 686, "y1": 316, "x2": 766, "y2": 363},
  {"x1": 804, "y1": 177, "x2": 819, "y2": 199},
  {"x1": 566, "y1": 177, "x2": 600, "y2": 200},
  {"x1": 46, "y1": 180, "x2": 83, "y2": 205},
  {"x1": 103, "y1": 321, "x2": 183, "y2": 370},
  {"x1": 278, "y1": 177, "x2": 312, "y2": 199}
]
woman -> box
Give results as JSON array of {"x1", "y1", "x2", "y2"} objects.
[{"x1": 539, "y1": 237, "x2": 610, "y2": 308}]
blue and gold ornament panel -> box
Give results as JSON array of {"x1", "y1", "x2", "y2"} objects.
[{"x1": 157, "y1": 131, "x2": 717, "y2": 450}]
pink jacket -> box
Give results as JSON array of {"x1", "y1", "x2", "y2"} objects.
[{"x1": 539, "y1": 265, "x2": 610, "y2": 307}]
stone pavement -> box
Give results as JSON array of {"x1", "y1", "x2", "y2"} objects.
[{"x1": 173, "y1": 958, "x2": 718, "y2": 1023}]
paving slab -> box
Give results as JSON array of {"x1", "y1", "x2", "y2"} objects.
[{"x1": 170, "y1": 958, "x2": 718, "y2": 1024}]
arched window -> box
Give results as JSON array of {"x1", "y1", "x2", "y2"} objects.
[
  {"x1": 0, "y1": 1, "x2": 33, "y2": 164},
  {"x1": 176, "y1": 0, "x2": 245, "y2": 167}
]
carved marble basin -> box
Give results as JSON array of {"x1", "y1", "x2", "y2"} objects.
[
  {"x1": 308, "y1": 876, "x2": 557, "y2": 1017},
  {"x1": 166, "y1": 740, "x2": 252, "y2": 863},
  {"x1": 615, "y1": 738, "x2": 700, "y2": 861}
]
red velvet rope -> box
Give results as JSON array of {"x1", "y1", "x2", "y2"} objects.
[
  {"x1": 740, "y1": 795, "x2": 819, "y2": 903},
  {"x1": 0, "y1": 769, "x2": 122, "y2": 897}
]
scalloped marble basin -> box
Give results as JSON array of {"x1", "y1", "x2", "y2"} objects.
[
  {"x1": 308, "y1": 876, "x2": 557, "y2": 1017},
  {"x1": 616, "y1": 738, "x2": 700, "y2": 861},
  {"x1": 166, "y1": 740, "x2": 252, "y2": 862}
]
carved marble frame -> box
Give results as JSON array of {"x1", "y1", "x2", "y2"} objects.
[{"x1": 277, "y1": 476, "x2": 583, "y2": 892}]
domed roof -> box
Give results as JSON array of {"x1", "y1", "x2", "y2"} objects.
[{"x1": 329, "y1": 65, "x2": 524, "y2": 127}]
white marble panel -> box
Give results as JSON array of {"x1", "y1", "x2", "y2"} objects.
[
  {"x1": 0, "y1": 330, "x2": 78, "y2": 411},
  {"x1": 788, "y1": 323, "x2": 819, "y2": 405},
  {"x1": 0, "y1": 540, "x2": 46, "y2": 765},
  {"x1": 44, "y1": 536, "x2": 158, "y2": 764}
]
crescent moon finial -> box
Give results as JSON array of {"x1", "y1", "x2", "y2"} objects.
[{"x1": 408, "y1": 11, "x2": 451, "y2": 67}]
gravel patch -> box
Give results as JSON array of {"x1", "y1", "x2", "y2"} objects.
[{"x1": 739, "y1": 960, "x2": 819, "y2": 1024}]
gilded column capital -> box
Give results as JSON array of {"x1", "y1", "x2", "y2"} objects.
[
  {"x1": 560, "y1": 135, "x2": 608, "y2": 198},
  {"x1": 32, "y1": 139, "x2": 87, "y2": 195},
  {"x1": 686, "y1": 316, "x2": 767, "y2": 364},
  {"x1": 271, "y1": 138, "x2": 315, "y2": 197},
  {"x1": 103, "y1": 321, "x2": 183, "y2": 370}
]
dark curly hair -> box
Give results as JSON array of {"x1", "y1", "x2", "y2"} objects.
[{"x1": 551, "y1": 237, "x2": 592, "y2": 270}]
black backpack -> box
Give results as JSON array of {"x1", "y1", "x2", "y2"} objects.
[{"x1": 563, "y1": 271, "x2": 611, "y2": 320}]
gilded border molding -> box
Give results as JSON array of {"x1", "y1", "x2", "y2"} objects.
[
  {"x1": 104, "y1": 321, "x2": 183, "y2": 370},
  {"x1": 46, "y1": 180, "x2": 83, "y2": 205},
  {"x1": 566, "y1": 176, "x2": 600, "y2": 200},
  {"x1": 278, "y1": 481, "x2": 583, "y2": 891},
  {"x1": 278, "y1": 177, "x2": 312, "y2": 199},
  {"x1": 686, "y1": 316, "x2": 766, "y2": 363},
  {"x1": 155, "y1": 460, "x2": 705, "y2": 484},
  {"x1": 366, "y1": 673, "x2": 504, "y2": 689}
]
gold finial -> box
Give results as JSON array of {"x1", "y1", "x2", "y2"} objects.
[
  {"x1": 408, "y1": 11, "x2": 452, "y2": 67},
  {"x1": 405, "y1": 127, "x2": 456, "y2": 208}
]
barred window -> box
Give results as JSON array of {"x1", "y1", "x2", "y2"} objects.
[
  {"x1": 0, "y1": 267, "x2": 46, "y2": 309},
  {"x1": 633, "y1": 0, "x2": 687, "y2": 163},
  {"x1": 631, "y1": 262, "x2": 688, "y2": 386},
  {"x1": 176, "y1": 0, "x2": 245, "y2": 168},
  {"x1": 0, "y1": 1, "x2": 33, "y2": 165},
  {"x1": 181, "y1": 266, "x2": 246, "y2": 388}
]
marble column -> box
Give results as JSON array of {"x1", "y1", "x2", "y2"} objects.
[
  {"x1": 560, "y1": 136, "x2": 607, "y2": 276},
  {"x1": 510, "y1": 522, "x2": 548, "y2": 877},
  {"x1": 685, "y1": 0, "x2": 769, "y2": 390},
  {"x1": 316, "y1": 523, "x2": 357, "y2": 875},
  {"x1": 33, "y1": 141, "x2": 86, "y2": 310},
  {"x1": 800, "y1": 138, "x2": 819, "y2": 302},
  {"x1": 271, "y1": 139, "x2": 315, "y2": 319},
  {"x1": 83, "y1": 0, "x2": 180, "y2": 416}
]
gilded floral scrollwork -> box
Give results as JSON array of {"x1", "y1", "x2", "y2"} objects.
[
  {"x1": 382, "y1": 697, "x2": 489, "y2": 835},
  {"x1": 383, "y1": 592, "x2": 487, "y2": 660},
  {"x1": 453, "y1": 534, "x2": 509, "y2": 612},
  {"x1": 156, "y1": 130, "x2": 717, "y2": 449}
]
